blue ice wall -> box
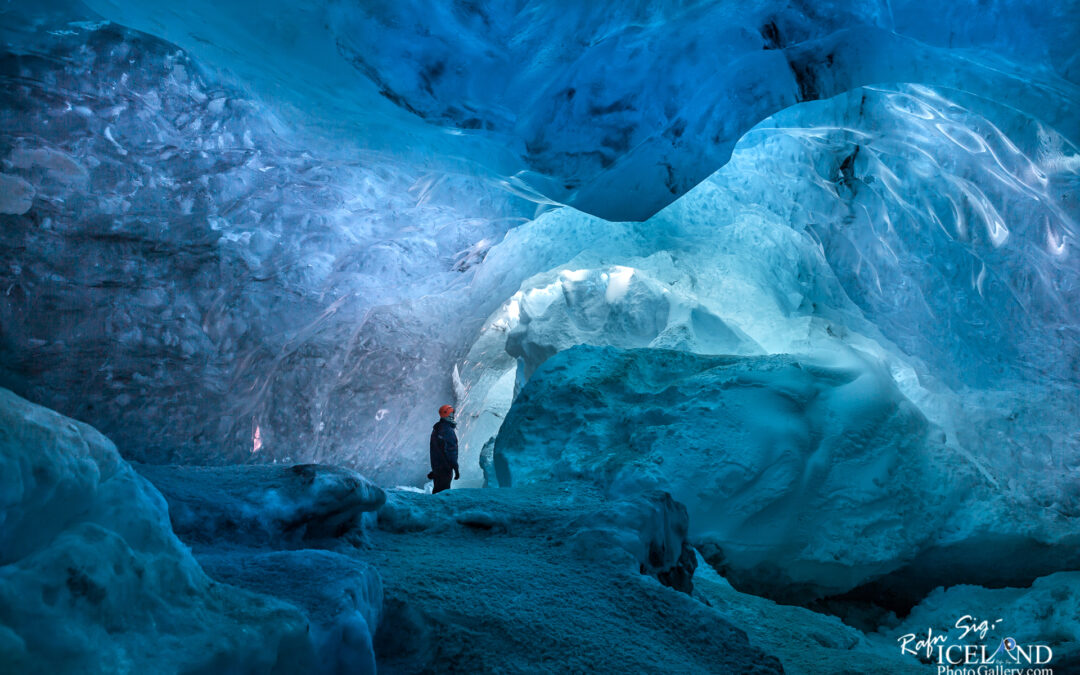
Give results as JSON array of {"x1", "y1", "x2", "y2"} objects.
[
  {"x1": 0, "y1": 0, "x2": 1077, "y2": 485},
  {"x1": 723, "y1": 86, "x2": 1080, "y2": 389},
  {"x1": 0, "y1": 11, "x2": 536, "y2": 480}
]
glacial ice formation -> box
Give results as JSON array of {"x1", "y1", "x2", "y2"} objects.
[
  {"x1": 455, "y1": 84, "x2": 1079, "y2": 500},
  {"x1": 0, "y1": 376, "x2": 785, "y2": 672},
  {"x1": 0, "y1": 15, "x2": 534, "y2": 483},
  {"x1": 1, "y1": 0, "x2": 1079, "y2": 671},
  {"x1": 0, "y1": 388, "x2": 329, "y2": 673},
  {"x1": 490, "y1": 346, "x2": 946, "y2": 591},
  {"x1": 1, "y1": 2, "x2": 1076, "y2": 493},
  {"x1": 493, "y1": 342, "x2": 1080, "y2": 603}
]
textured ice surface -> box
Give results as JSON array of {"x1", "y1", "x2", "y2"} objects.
[
  {"x1": 0, "y1": 18, "x2": 534, "y2": 483},
  {"x1": 0, "y1": 387, "x2": 324, "y2": 674},
  {"x1": 881, "y1": 571, "x2": 1080, "y2": 667},
  {"x1": 692, "y1": 553, "x2": 928, "y2": 675},
  {"x1": 454, "y1": 83, "x2": 1080, "y2": 536},
  {"x1": 740, "y1": 86, "x2": 1080, "y2": 389},
  {"x1": 453, "y1": 192, "x2": 891, "y2": 483},
  {"x1": 492, "y1": 345, "x2": 1080, "y2": 600},
  {"x1": 200, "y1": 550, "x2": 383, "y2": 675},
  {"x1": 367, "y1": 484, "x2": 781, "y2": 673},
  {"x1": 75, "y1": 0, "x2": 1080, "y2": 220}
]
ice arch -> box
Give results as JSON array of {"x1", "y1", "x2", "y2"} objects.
[{"x1": 457, "y1": 84, "x2": 1077, "y2": 512}]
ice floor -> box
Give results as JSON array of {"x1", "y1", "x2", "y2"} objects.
[{"x1": 4, "y1": 387, "x2": 1080, "y2": 673}]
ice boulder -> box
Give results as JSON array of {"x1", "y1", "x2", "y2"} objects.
[
  {"x1": 0, "y1": 388, "x2": 321, "y2": 673},
  {"x1": 491, "y1": 345, "x2": 974, "y2": 598}
]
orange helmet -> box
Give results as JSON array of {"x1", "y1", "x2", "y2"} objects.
[{"x1": 439, "y1": 404, "x2": 455, "y2": 418}]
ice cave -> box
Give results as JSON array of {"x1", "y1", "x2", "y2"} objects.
[{"x1": 1, "y1": 1, "x2": 1078, "y2": 673}]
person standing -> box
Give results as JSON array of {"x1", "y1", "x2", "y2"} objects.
[{"x1": 429, "y1": 405, "x2": 460, "y2": 494}]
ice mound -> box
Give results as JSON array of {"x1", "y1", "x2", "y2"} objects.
[
  {"x1": 136, "y1": 463, "x2": 385, "y2": 546},
  {"x1": 492, "y1": 345, "x2": 972, "y2": 597},
  {"x1": 379, "y1": 483, "x2": 694, "y2": 590},
  {"x1": 368, "y1": 485, "x2": 781, "y2": 673},
  {"x1": 200, "y1": 550, "x2": 383, "y2": 675},
  {"x1": 0, "y1": 388, "x2": 321, "y2": 673},
  {"x1": 453, "y1": 212, "x2": 866, "y2": 484}
]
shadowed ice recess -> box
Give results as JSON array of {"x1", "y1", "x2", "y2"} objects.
[{"x1": 1, "y1": 0, "x2": 1079, "y2": 673}]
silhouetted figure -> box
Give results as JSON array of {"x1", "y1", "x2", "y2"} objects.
[{"x1": 429, "y1": 405, "x2": 459, "y2": 494}]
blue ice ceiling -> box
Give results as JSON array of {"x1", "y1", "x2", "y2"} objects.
[
  {"x1": 0, "y1": 0, "x2": 1077, "y2": 489},
  {"x1": 69, "y1": 0, "x2": 1080, "y2": 220}
]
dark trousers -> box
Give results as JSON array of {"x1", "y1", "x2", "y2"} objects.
[{"x1": 432, "y1": 471, "x2": 453, "y2": 494}]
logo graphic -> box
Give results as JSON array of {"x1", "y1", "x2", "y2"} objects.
[{"x1": 898, "y1": 615, "x2": 1054, "y2": 674}]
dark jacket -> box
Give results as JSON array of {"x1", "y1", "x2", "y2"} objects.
[{"x1": 429, "y1": 418, "x2": 459, "y2": 474}]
